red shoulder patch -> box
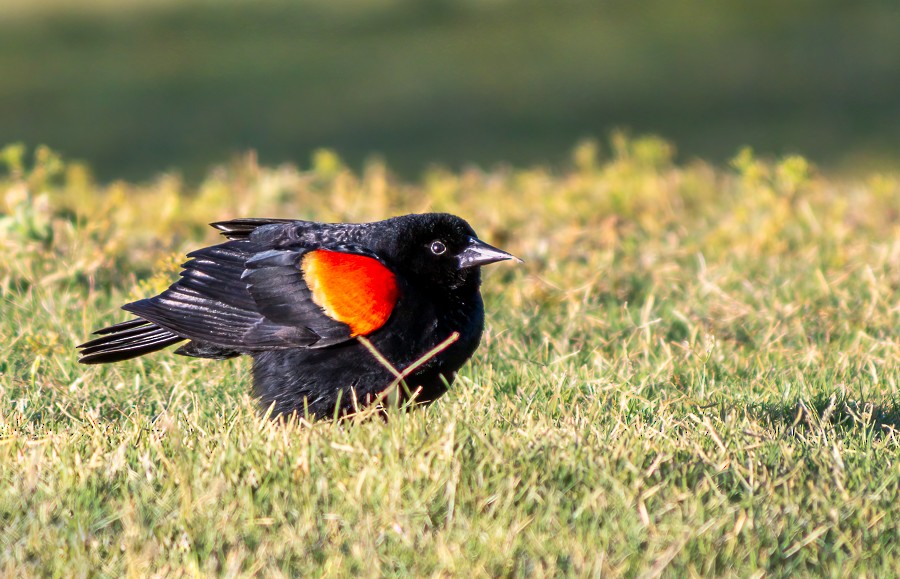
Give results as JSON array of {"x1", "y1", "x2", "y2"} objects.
[{"x1": 301, "y1": 250, "x2": 399, "y2": 337}]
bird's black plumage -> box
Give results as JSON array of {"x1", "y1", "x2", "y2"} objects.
[{"x1": 78, "y1": 213, "x2": 517, "y2": 418}]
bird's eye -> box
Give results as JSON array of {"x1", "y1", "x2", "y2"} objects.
[{"x1": 430, "y1": 240, "x2": 447, "y2": 255}]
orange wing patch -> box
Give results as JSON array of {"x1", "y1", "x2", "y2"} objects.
[{"x1": 301, "y1": 250, "x2": 399, "y2": 337}]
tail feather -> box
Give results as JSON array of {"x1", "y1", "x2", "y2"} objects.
[
  {"x1": 92, "y1": 317, "x2": 149, "y2": 335},
  {"x1": 78, "y1": 318, "x2": 184, "y2": 364},
  {"x1": 79, "y1": 328, "x2": 174, "y2": 357},
  {"x1": 79, "y1": 323, "x2": 168, "y2": 351}
]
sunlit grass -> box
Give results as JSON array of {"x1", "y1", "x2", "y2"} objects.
[{"x1": 1, "y1": 136, "x2": 899, "y2": 575}]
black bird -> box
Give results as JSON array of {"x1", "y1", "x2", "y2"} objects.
[{"x1": 78, "y1": 213, "x2": 518, "y2": 418}]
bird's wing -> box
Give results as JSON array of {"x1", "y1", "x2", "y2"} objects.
[
  {"x1": 122, "y1": 237, "x2": 400, "y2": 351},
  {"x1": 244, "y1": 247, "x2": 400, "y2": 343}
]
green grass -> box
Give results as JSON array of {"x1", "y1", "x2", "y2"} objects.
[{"x1": 2, "y1": 137, "x2": 900, "y2": 575}]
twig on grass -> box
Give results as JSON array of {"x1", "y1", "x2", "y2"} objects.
[{"x1": 351, "y1": 331, "x2": 460, "y2": 418}]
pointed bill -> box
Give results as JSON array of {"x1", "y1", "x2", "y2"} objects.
[{"x1": 457, "y1": 237, "x2": 521, "y2": 269}]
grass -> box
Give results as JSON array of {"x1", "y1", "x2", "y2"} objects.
[{"x1": 1, "y1": 136, "x2": 900, "y2": 575}]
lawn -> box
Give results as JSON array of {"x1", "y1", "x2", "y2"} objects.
[{"x1": 1, "y1": 137, "x2": 899, "y2": 575}]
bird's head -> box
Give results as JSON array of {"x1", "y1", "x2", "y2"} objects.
[{"x1": 373, "y1": 213, "x2": 520, "y2": 293}]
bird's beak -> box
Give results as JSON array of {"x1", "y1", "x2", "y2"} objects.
[{"x1": 457, "y1": 237, "x2": 522, "y2": 269}]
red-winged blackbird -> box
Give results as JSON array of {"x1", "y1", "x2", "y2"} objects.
[{"x1": 78, "y1": 213, "x2": 518, "y2": 418}]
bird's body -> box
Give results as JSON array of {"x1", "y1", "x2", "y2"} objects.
[{"x1": 78, "y1": 213, "x2": 516, "y2": 418}]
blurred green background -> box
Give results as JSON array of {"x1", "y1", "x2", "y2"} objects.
[{"x1": 2, "y1": 0, "x2": 898, "y2": 181}]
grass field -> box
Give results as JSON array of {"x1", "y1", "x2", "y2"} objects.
[{"x1": 2, "y1": 137, "x2": 900, "y2": 576}]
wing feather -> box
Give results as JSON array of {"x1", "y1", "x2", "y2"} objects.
[
  {"x1": 80, "y1": 221, "x2": 400, "y2": 365},
  {"x1": 243, "y1": 249, "x2": 354, "y2": 346},
  {"x1": 209, "y1": 218, "x2": 296, "y2": 240}
]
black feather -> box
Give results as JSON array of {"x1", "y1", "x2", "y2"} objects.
[
  {"x1": 174, "y1": 341, "x2": 240, "y2": 359},
  {"x1": 209, "y1": 218, "x2": 295, "y2": 240},
  {"x1": 78, "y1": 322, "x2": 164, "y2": 351},
  {"x1": 117, "y1": 239, "x2": 354, "y2": 350},
  {"x1": 243, "y1": 249, "x2": 352, "y2": 346},
  {"x1": 91, "y1": 318, "x2": 149, "y2": 335},
  {"x1": 78, "y1": 319, "x2": 184, "y2": 364}
]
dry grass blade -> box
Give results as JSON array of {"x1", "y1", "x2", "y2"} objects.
[{"x1": 353, "y1": 331, "x2": 460, "y2": 416}]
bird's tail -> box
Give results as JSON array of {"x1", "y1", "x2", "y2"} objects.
[{"x1": 77, "y1": 318, "x2": 184, "y2": 364}]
